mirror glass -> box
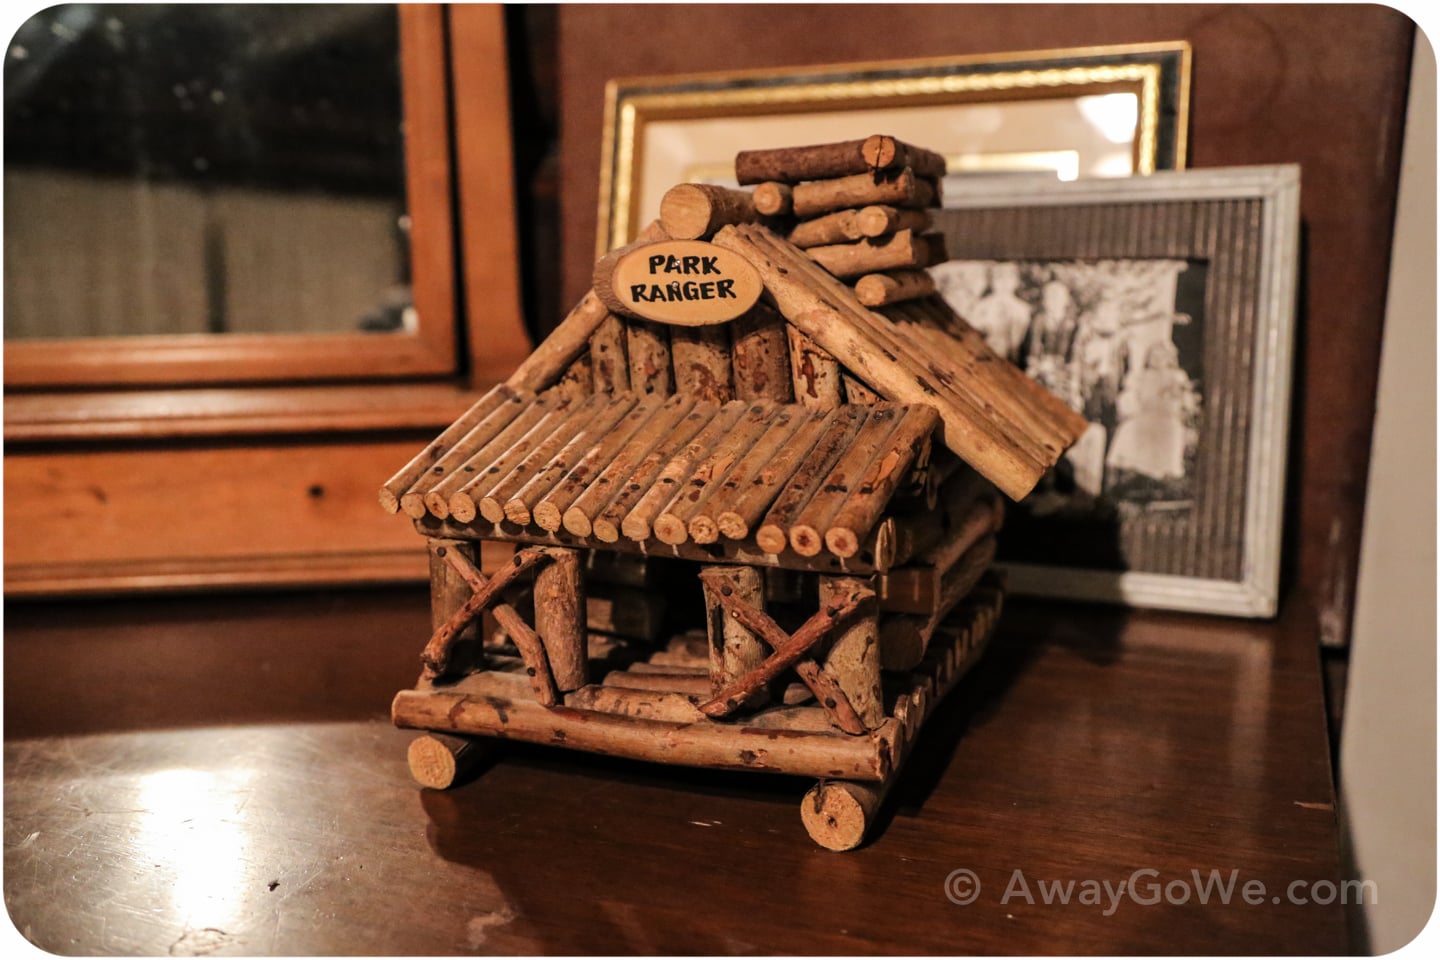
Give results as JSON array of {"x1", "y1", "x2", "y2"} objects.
[{"x1": 4, "y1": 3, "x2": 411, "y2": 341}]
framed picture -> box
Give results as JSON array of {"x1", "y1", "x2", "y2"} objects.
[
  {"x1": 598, "y1": 41, "x2": 1190, "y2": 253},
  {"x1": 930, "y1": 165, "x2": 1301, "y2": 616}
]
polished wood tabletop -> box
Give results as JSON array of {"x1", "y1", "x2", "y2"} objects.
[{"x1": 5, "y1": 586, "x2": 1346, "y2": 955}]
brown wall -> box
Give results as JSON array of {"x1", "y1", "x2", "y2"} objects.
[{"x1": 555, "y1": 3, "x2": 1415, "y2": 641}]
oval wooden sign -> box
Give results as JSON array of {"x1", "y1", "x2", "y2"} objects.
[{"x1": 609, "y1": 240, "x2": 763, "y2": 326}]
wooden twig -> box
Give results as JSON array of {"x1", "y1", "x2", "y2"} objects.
[
  {"x1": 590, "y1": 312, "x2": 630, "y2": 393},
  {"x1": 534, "y1": 393, "x2": 667, "y2": 532},
  {"x1": 806, "y1": 230, "x2": 939, "y2": 279},
  {"x1": 789, "y1": 406, "x2": 907, "y2": 558},
  {"x1": 714, "y1": 407, "x2": 832, "y2": 541},
  {"x1": 438, "y1": 547, "x2": 560, "y2": 705},
  {"x1": 823, "y1": 404, "x2": 939, "y2": 558},
  {"x1": 688, "y1": 406, "x2": 806, "y2": 544},
  {"x1": 751, "y1": 181, "x2": 793, "y2": 216},
  {"x1": 560, "y1": 395, "x2": 697, "y2": 537},
  {"x1": 754, "y1": 406, "x2": 866, "y2": 555},
  {"x1": 791, "y1": 167, "x2": 937, "y2": 219},
  {"x1": 619, "y1": 400, "x2": 749, "y2": 542},
  {"x1": 652, "y1": 402, "x2": 778, "y2": 545},
  {"x1": 854, "y1": 268, "x2": 937, "y2": 307},
  {"x1": 792, "y1": 660, "x2": 867, "y2": 735},
  {"x1": 818, "y1": 575, "x2": 883, "y2": 729},
  {"x1": 625, "y1": 320, "x2": 674, "y2": 395},
  {"x1": 702, "y1": 565, "x2": 769, "y2": 705},
  {"x1": 861, "y1": 134, "x2": 947, "y2": 179},
  {"x1": 697, "y1": 577, "x2": 873, "y2": 717},
  {"x1": 392, "y1": 665, "x2": 893, "y2": 781},
  {"x1": 659, "y1": 183, "x2": 762, "y2": 239},
  {"x1": 729, "y1": 301, "x2": 794, "y2": 402},
  {"x1": 421, "y1": 546, "x2": 548, "y2": 679},
  {"x1": 380, "y1": 384, "x2": 516, "y2": 514},
  {"x1": 506, "y1": 292, "x2": 608, "y2": 394},
  {"x1": 734, "y1": 138, "x2": 874, "y2": 185},
  {"x1": 534, "y1": 547, "x2": 587, "y2": 691},
  {"x1": 670, "y1": 324, "x2": 734, "y2": 403}
]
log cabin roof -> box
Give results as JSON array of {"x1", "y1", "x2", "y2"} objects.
[
  {"x1": 386, "y1": 386, "x2": 938, "y2": 574},
  {"x1": 385, "y1": 156, "x2": 1089, "y2": 560}
]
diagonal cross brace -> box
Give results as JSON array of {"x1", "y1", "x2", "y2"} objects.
[
  {"x1": 697, "y1": 572, "x2": 873, "y2": 723},
  {"x1": 423, "y1": 546, "x2": 560, "y2": 706}
]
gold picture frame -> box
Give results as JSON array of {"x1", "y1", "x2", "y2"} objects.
[{"x1": 597, "y1": 41, "x2": 1191, "y2": 254}]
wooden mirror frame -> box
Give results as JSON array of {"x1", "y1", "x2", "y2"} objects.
[
  {"x1": 4, "y1": 5, "x2": 458, "y2": 389},
  {"x1": 4, "y1": 3, "x2": 531, "y2": 443}
]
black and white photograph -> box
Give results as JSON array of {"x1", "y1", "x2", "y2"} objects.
[
  {"x1": 933, "y1": 257, "x2": 1207, "y2": 523},
  {"x1": 935, "y1": 166, "x2": 1299, "y2": 615}
]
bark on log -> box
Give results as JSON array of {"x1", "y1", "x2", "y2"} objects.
[
  {"x1": 702, "y1": 565, "x2": 769, "y2": 705},
  {"x1": 698, "y1": 577, "x2": 873, "y2": 717},
  {"x1": 854, "y1": 269, "x2": 938, "y2": 307},
  {"x1": 534, "y1": 394, "x2": 667, "y2": 532},
  {"x1": 620, "y1": 401, "x2": 749, "y2": 542},
  {"x1": 688, "y1": 406, "x2": 807, "y2": 544},
  {"x1": 789, "y1": 406, "x2": 907, "y2": 558},
  {"x1": 841, "y1": 373, "x2": 881, "y2": 405},
  {"x1": 880, "y1": 534, "x2": 997, "y2": 670},
  {"x1": 713, "y1": 223, "x2": 1078, "y2": 500},
  {"x1": 565, "y1": 684, "x2": 705, "y2": 723},
  {"x1": 534, "y1": 547, "x2": 587, "y2": 691},
  {"x1": 792, "y1": 660, "x2": 867, "y2": 735},
  {"x1": 552, "y1": 351, "x2": 594, "y2": 403},
  {"x1": 504, "y1": 394, "x2": 638, "y2": 525},
  {"x1": 476, "y1": 394, "x2": 607, "y2": 523},
  {"x1": 730, "y1": 302, "x2": 794, "y2": 402},
  {"x1": 823, "y1": 404, "x2": 940, "y2": 558},
  {"x1": 855, "y1": 205, "x2": 933, "y2": 238},
  {"x1": 786, "y1": 326, "x2": 843, "y2": 410},
  {"x1": 506, "y1": 293, "x2": 608, "y2": 394},
  {"x1": 715, "y1": 407, "x2": 833, "y2": 541},
  {"x1": 601, "y1": 669, "x2": 712, "y2": 696},
  {"x1": 891, "y1": 464, "x2": 990, "y2": 567},
  {"x1": 806, "y1": 230, "x2": 937, "y2": 279},
  {"x1": 791, "y1": 168, "x2": 937, "y2": 219},
  {"x1": 787, "y1": 208, "x2": 867, "y2": 249},
  {"x1": 670, "y1": 324, "x2": 734, "y2": 403},
  {"x1": 426, "y1": 539, "x2": 482, "y2": 672},
  {"x1": 626, "y1": 320, "x2": 674, "y2": 396},
  {"x1": 383, "y1": 384, "x2": 516, "y2": 515},
  {"x1": 419, "y1": 392, "x2": 539, "y2": 519},
  {"x1": 734, "y1": 138, "x2": 874, "y2": 185},
  {"x1": 755, "y1": 406, "x2": 866, "y2": 555},
  {"x1": 590, "y1": 312, "x2": 630, "y2": 393},
  {"x1": 561, "y1": 395, "x2": 698, "y2": 537},
  {"x1": 652, "y1": 402, "x2": 777, "y2": 545},
  {"x1": 861, "y1": 135, "x2": 947, "y2": 179},
  {"x1": 407, "y1": 733, "x2": 488, "y2": 790},
  {"x1": 392, "y1": 666, "x2": 894, "y2": 781},
  {"x1": 751, "y1": 181, "x2": 794, "y2": 216},
  {"x1": 422, "y1": 546, "x2": 548, "y2": 681},
  {"x1": 447, "y1": 398, "x2": 573, "y2": 523},
  {"x1": 659, "y1": 183, "x2": 762, "y2": 240}
]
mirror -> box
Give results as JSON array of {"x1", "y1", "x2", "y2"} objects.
[{"x1": 4, "y1": 4, "x2": 411, "y2": 341}]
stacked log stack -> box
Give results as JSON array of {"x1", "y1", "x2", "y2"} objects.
[{"x1": 736, "y1": 135, "x2": 947, "y2": 310}]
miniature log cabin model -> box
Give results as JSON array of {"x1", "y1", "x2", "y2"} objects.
[{"x1": 383, "y1": 135, "x2": 1087, "y2": 850}]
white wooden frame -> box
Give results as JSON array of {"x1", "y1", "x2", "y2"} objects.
[{"x1": 940, "y1": 166, "x2": 1301, "y2": 616}]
